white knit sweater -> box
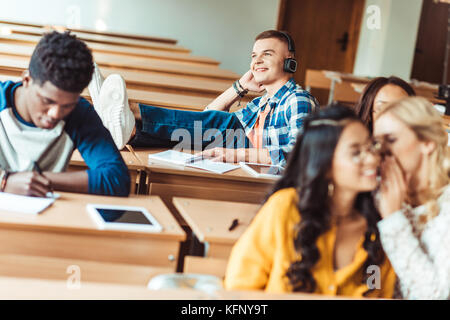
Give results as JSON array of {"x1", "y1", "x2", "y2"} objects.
[{"x1": 377, "y1": 184, "x2": 450, "y2": 300}]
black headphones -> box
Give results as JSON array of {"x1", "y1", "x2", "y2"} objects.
[{"x1": 279, "y1": 31, "x2": 297, "y2": 73}]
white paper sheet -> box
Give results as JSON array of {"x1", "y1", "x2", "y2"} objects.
[
  {"x1": 0, "y1": 192, "x2": 56, "y2": 214},
  {"x1": 148, "y1": 150, "x2": 239, "y2": 174},
  {"x1": 187, "y1": 159, "x2": 239, "y2": 174},
  {"x1": 148, "y1": 150, "x2": 195, "y2": 166}
]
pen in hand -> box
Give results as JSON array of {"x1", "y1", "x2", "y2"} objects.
[{"x1": 33, "y1": 161, "x2": 53, "y2": 198}]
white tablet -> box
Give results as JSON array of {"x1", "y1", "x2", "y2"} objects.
[
  {"x1": 239, "y1": 162, "x2": 285, "y2": 179},
  {"x1": 86, "y1": 204, "x2": 163, "y2": 233}
]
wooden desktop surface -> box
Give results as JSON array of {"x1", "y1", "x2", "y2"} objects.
[
  {"x1": 0, "y1": 254, "x2": 172, "y2": 286},
  {"x1": 135, "y1": 148, "x2": 275, "y2": 185},
  {"x1": 0, "y1": 192, "x2": 185, "y2": 269},
  {"x1": 173, "y1": 197, "x2": 260, "y2": 259},
  {"x1": 0, "y1": 276, "x2": 351, "y2": 300}
]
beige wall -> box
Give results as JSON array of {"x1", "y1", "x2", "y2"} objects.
[{"x1": 353, "y1": 0, "x2": 423, "y2": 80}]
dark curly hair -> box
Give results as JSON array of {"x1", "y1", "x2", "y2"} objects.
[
  {"x1": 268, "y1": 104, "x2": 385, "y2": 295},
  {"x1": 28, "y1": 31, "x2": 94, "y2": 93},
  {"x1": 354, "y1": 76, "x2": 415, "y2": 133}
]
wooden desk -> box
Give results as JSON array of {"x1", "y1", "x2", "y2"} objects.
[
  {"x1": 65, "y1": 28, "x2": 178, "y2": 45},
  {"x1": 0, "y1": 71, "x2": 245, "y2": 114},
  {"x1": 0, "y1": 72, "x2": 222, "y2": 114},
  {"x1": 0, "y1": 32, "x2": 219, "y2": 65},
  {"x1": 0, "y1": 19, "x2": 178, "y2": 45},
  {"x1": 0, "y1": 55, "x2": 257, "y2": 100},
  {"x1": 133, "y1": 148, "x2": 274, "y2": 203},
  {"x1": 173, "y1": 197, "x2": 260, "y2": 259},
  {"x1": 0, "y1": 276, "x2": 346, "y2": 300},
  {"x1": 305, "y1": 69, "x2": 445, "y2": 105},
  {"x1": 0, "y1": 254, "x2": 172, "y2": 286},
  {"x1": 69, "y1": 149, "x2": 146, "y2": 194},
  {"x1": 0, "y1": 192, "x2": 185, "y2": 269},
  {"x1": 0, "y1": 23, "x2": 190, "y2": 53},
  {"x1": 0, "y1": 42, "x2": 239, "y2": 81}
]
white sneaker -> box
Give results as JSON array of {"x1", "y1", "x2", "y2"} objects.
[
  {"x1": 97, "y1": 74, "x2": 135, "y2": 150},
  {"x1": 87, "y1": 62, "x2": 104, "y2": 107}
]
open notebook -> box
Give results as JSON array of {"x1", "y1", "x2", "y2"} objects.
[
  {"x1": 0, "y1": 192, "x2": 58, "y2": 214},
  {"x1": 148, "y1": 150, "x2": 239, "y2": 174}
]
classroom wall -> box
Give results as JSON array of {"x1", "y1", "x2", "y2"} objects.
[
  {"x1": 0, "y1": 0, "x2": 280, "y2": 75},
  {"x1": 353, "y1": 0, "x2": 423, "y2": 80}
]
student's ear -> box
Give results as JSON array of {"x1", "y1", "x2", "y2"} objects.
[{"x1": 21, "y1": 70, "x2": 32, "y2": 87}]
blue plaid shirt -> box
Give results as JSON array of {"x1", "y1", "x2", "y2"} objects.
[{"x1": 234, "y1": 78, "x2": 318, "y2": 166}]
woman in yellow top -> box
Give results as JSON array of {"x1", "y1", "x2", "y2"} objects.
[{"x1": 224, "y1": 104, "x2": 396, "y2": 298}]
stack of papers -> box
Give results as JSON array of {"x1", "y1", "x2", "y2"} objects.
[
  {"x1": 148, "y1": 150, "x2": 239, "y2": 174},
  {"x1": 0, "y1": 192, "x2": 56, "y2": 214}
]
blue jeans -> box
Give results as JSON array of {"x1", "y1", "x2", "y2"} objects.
[{"x1": 129, "y1": 104, "x2": 250, "y2": 151}]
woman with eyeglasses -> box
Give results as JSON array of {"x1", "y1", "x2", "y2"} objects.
[
  {"x1": 354, "y1": 76, "x2": 415, "y2": 133},
  {"x1": 224, "y1": 104, "x2": 396, "y2": 298},
  {"x1": 374, "y1": 97, "x2": 450, "y2": 299}
]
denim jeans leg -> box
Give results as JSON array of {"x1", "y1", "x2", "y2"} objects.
[{"x1": 129, "y1": 104, "x2": 249, "y2": 151}]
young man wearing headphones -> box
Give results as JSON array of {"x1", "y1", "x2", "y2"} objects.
[{"x1": 90, "y1": 30, "x2": 318, "y2": 166}]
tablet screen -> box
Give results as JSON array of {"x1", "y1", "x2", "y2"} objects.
[
  {"x1": 97, "y1": 208, "x2": 153, "y2": 225},
  {"x1": 246, "y1": 164, "x2": 284, "y2": 176}
]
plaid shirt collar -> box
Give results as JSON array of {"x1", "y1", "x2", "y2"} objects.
[
  {"x1": 259, "y1": 77, "x2": 296, "y2": 111},
  {"x1": 234, "y1": 77, "x2": 315, "y2": 166},
  {"x1": 242, "y1": 77, "x2": 297, "y2": 129}
]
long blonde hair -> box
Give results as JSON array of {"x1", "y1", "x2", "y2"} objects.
[{"x1": 376, "y1": 97, "x2": 450, "y2": 219}]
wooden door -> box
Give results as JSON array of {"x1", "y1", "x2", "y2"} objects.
[
  {"x1": 411, "y1": 0, "x2": 450, "y2": 84},
  {"x1": 277, "y1": 0, "x2": 365, "y2": 104}
]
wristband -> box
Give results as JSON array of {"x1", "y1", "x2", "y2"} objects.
[
  {"x1": 233, "y1": 81, "x2": 248, "y2": 98},
  {"x1": 237, "y1": 80, "x2": 246, "y2": 92}
]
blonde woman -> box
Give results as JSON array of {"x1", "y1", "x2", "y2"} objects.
[{"x1": 374, "y1": 97, "x2": 450, "y2": 299}]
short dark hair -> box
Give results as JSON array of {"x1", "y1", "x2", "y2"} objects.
[
  {"x1": 29, "y1": 31, "x2": 94, "y2": 93},
  {"x1": 354, "y1": 76, "x2": 416, "y2": 133},
  {"x1": 255, "y1": 30, "x2": 295, "y2": 54}
]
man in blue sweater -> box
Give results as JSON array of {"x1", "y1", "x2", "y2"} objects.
[{"x1": 0, "y1": 31, "x2": 130, "y2": 197}]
